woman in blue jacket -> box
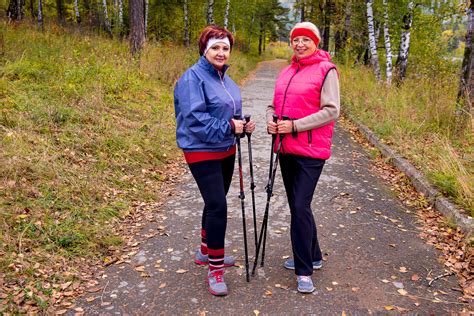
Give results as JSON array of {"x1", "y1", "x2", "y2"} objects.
[{"x1": 174, "y1": 25, "x2": 255, "y2": 296}]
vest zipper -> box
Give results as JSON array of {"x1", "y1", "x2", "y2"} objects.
[
  {"x1": 307, "y1": 130, "x2": 312, "y2": 147},
  {"x1": 218, "y1": 71, "x2": 237, "y2": 116},
  {"x1": 281, "y1": 65, "x2": 300, "y2": 116}
]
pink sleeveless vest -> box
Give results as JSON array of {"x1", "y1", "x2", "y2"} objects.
[{"x1": 273, "y1": 50, "x2": 337, "y2": 160}]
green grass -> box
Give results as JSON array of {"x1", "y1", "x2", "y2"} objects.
[
  {"x1": 340, "y1": 65, "x2": 474, "y2": 216},
  {"x1": 0, "y1": 22, "x2": 259, "y2": 312}
]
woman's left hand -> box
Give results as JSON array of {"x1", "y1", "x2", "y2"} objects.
[
  {"x1": 277, "y1": 120, "x2": 293, "y2": 134},
  {"x1": 244, "y1": 119, "x2": 256, "y2": 134}
]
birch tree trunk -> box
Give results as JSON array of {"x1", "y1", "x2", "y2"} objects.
[
  {"x1": 383, "y1": 0, "x2": 392, "y2": 85},
  {"x1": 183, "y1": 0, "x2": 190, "y2": 46},
  {"x1": 395, "y1": 1, "x2": 414, "y2": 83},
  {"x1": 129, "y1": 0, "x2": 145, "y2": 57},
  {"x1": 7, "y1": 0, "x2": 25, "y2": 20},
  {"x1": 74, "y1": 0, "x2": 81, "y2": 23},
  {"x1": 366, "y1": 0, "x2": 381, "y2": 81},
  {"x1": 144, "y1": 0, "x2": 148, "y2": 38},
  {"x1": 38, "y1": 0, "x2": 43, "y2": 30},
  {"x1": 207, "y1": 0, "x2": 215, "y2": 25},
  {"x1": 118, "y1": 0, "x2": 123, "y2": 31},
  {"x1": 224, "y1": 0, "x2": 230, "y2": 29},
  {"x1": 456, "y1": 0, "x2": 474, "y2": 129},
  {"x1": 102, "y1": 0, "x2": 112, "y2": 36}
]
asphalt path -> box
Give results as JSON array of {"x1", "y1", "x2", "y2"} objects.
[{"x1": 75, "y1": 60, "x2": 464, "y2": 315}]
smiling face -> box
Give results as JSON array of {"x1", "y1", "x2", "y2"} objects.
[
  {"x1": 205, "y1": 42, "x2": 230, "y2": 70},
  {"x1": 291, "y1": 36, "x2": 317, "y2": 59}
]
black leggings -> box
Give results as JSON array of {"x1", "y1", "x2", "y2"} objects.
[{"x1": 188, "y1": 154, "x2": 235, "y2": 250}]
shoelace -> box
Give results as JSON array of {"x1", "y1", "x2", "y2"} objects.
[
  {"x1": 299, "y1": 276, "x2": 312, "y2": 283},
  {"x1": 211, "y1": 271, "x2": 224, "y2": 283}
]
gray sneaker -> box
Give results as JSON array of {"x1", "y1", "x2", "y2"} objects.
[
  {"x1": 207, "y1": 269, "x2": 228, "y2": 296},
  {"x1": 297, "y1": 275, "x2": 315, "y2": 293},
  {"x1": 283, "y1": 259, "x2": 323, "y2": 270},
  {"x1": 195, "y1": 249, "x2": 235, "y2": 267}
]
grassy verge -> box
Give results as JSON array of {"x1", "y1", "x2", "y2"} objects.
[
  {"x1": 340, "y1": 65, "x2": 473, "y2": 217},
  {"x1": 0, "y1": 22, "x2": 259, "y2": 312}
]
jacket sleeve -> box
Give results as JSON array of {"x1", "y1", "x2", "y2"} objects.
[{"x1": 177, "y1": 74, "x2": 233, "y2": 144}]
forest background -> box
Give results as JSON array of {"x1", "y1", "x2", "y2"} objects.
[{"x1": 0, "y1": 0, "x2": 473, "y2": 313}]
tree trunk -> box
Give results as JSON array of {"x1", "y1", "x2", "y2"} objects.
[
  {"x1": 207, "y1": 0, "x2": 215, "y2": 25},
  {"x1": 300, "y1": 0, "x2": 305, "y2": 22},
  {"x1": 7, "y1": 0, "x2": 25, "y2": 21},
  {"x1": 129, "y1": 0, "x2": 145, "y2": 57},
  {"x1": 322, "y1": 0, "x2": 332, "y2": 51},
  {"x1": 56, "y1": 0, "x2": 64, "y2": 23},
  {"x1": 224, "y1": 0, "x2": 230, "y2": 29},
  {"x1": 456, "y1": 0, "x2": 474, "y2": 129},
  {"x1": 247, "y1": 13, "x2": 255, "y2": 52},
  {"x1": 263, "y1": 28, "x2": 266, "y2": 52},
  {"x1": 118, "y1": 0, "x2": 123, "y2": 31},
  {"x1": 144, "y1": 0, "x2": 148, "y2": 38},
  {"x1": 366, "y1": 0, "x2": 381, "y2": 81},
  {"x1": 38, "y1": 0, "x2": 43, "y2": 30},
  {"x1": 395, "y1": 1, "x2": 414, "y2": 83},
  {"x1": 29, "y1": 0, "x2": 35, "y2": 19},
  {"x1": 74, "y1": 0, "x2": 81, "y2": 23},
  {"x1": 102, "y1": 0, "x2": 112, "y2": 36},
  {"x1": 336, "y1": 2, "x2": 351, "y2": 57},
  {"x1": 183, "y1": 0, "x2": 190, "y2": 46},
  {"x1": 383, "y1": 0, "x2": 392, "y2": 85},
  {"x1": 258, "y1": 21, "x2": 263, "y2": 55}
]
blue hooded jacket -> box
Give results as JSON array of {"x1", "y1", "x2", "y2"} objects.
[{"x1": 174, "y1": 56, "x2": 242, "y2": 152}]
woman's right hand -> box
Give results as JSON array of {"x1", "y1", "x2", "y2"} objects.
[
  {"x1": 232, "y1": 119, "x2": 245, "y2": 135},
  {"x1": 267, "y1": 120, "x2": 277, "y2": 134}
]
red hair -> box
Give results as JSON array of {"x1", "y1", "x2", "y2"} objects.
[{"x1": 198, "y1": 25, "x2": 234, "y2": 56}]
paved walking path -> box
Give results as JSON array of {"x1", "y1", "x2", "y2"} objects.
[{"x1": 76, "y1": 60, "x2": 464, "y2": 314}]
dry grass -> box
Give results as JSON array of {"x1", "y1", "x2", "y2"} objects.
[{"x1": 340, "y1": 65, "x2": 473, "y2": 216}]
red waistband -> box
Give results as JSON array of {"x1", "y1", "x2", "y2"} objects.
[{"x1": 184, "y1": 146, "x2": 236, "y2": 164}]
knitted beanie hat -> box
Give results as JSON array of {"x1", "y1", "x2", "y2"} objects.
[{"x1": 290, "y1": 22, "x2": 321, "y2": 46}]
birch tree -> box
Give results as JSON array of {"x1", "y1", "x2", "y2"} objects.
[
  {"x1": 224, "y1": 0, "x2": 230, "y2": 29},
  {"x1": 102, "y1": 0, "x2": 112, "y2": 36},
  {"x1": 395, "y1": 1, "x2": 414, "y2": 83},
  {"x1": 383, "y1": 0, "x2": 393, "y2": 85},
  {"x1": 7, "y1": 0, "x2": 25, "y2": 20},
  {"x1": 207, "y1": 0, "x2": 215, "y2": 25},
  {"x1": 74, "y1": 0, "x2": 81, "y2": 23},
  {"x1": 456, "y1": 0, "x2": 474, "y2": 129},
  {"x1": 129, "y1": 0, "x2": 145, "y2": 57},
  {"x1": 118, "y1": 0, "x2": 123, "y2": 31},
  {"x1": 38, "y1": 0, "x2": 43, "y2": 30},
  {"x1": 366, "y1": 0, "x2": 381, "y2": 81},
  {"x1": 144, "y1": 0, "x2": 148, "y2": 38},
  {"x1": 183, "y1": 0, "x2": 190, "y2": 46}
]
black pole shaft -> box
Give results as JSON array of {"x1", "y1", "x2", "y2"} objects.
[
  {"x1": 244, "y1": 115, "x2": 257, "y2": 248},
  {"x1": 234, "y1": 115, "x2": 250, "y2": 282}
]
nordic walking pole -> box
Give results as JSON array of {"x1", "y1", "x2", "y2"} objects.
[
  {"x1": 234, "y1": 114, "x2": 250, "y2": 282},
  {"x1": 244, "y1": 114, "x2": 257, "y2": 248},
  {"x1": 251, "y1": 114, "x2": 280, "y2": 276},
  {"x1": 260, "y1": 115, "x2": 289, "y2": 268}
]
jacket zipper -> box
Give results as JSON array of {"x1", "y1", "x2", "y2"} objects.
[{"x1": 218, "y1": 71, "x2": 237, "y2": 116}]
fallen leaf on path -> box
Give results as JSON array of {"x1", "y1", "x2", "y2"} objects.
[
  {"x1": 332, "y1": 281, "x2": 339, "y2": 285},
  {"x1": 254, "y1": 310, "x2": 260, "y2": 316},
  {"x1": 381, "y1": 279, "x2": 390, "y2": 283},
  {"x1": 399, "y1": 267, "x2": 408, "y2": 273},
  {"x1": 86, "y1": 296, "x2": 95, "y2": 302},
  {"x1": 264, "y1": 290, "x2": 272, "y2": 296},
  {"x1": 411, "y1": 274, "x2": 420, "y2": 281},
  {"x1": 389, "y1": 244, "x2": 396, "y2": 248},
  {"x1": 384, "y1": 306, "x2": 394, "y2": 311},
  {"x1": 159, "y1": 283, "x2": 166, "y2": 289},
  {"x1": 326, "y1": 287, "x2": 333, "y2": 291},
  {"x1": 282, "y1": 255, "x2": 290, "y2": 259},
  {"x1": 134, "y1": 265, "x2": 146, "y2": 272},
  {"x1": 140, "y1": 272, "x2": 150, "y2": 278},
  {"x1": 55, "y1": 310, "x2": 68, "y2": 315},
  {"x1": 397, "y1": 289, "x2": 408, "y2": 296},
  {"x1": 176, "y1": 269, "x2": 188, "y2": 274},
  {"x1": 351, "y1": 287, "x2": 360, "y2": 292}
]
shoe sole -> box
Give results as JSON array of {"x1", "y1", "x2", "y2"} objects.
[
  {"x1": 298, "y1": 287, "x2": 315, "y2": 294},
  {"x1": 284, "y1": 265, "x2": 322, "y2": 270},
  {"x1": 195, "y1": 259, "x2": 235, "y2": 267}
]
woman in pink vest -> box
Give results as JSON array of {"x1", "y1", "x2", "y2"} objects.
[{"x1": 267, "y1": 22, "x2": 340, "y2": 293}]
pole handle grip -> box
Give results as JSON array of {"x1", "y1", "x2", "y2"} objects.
[
  {"x1": 272, "y1": 114, "x2": 278, "y2": 123},
  {"x1": 282, "y1": 115, "x2": 290, "y2": 121}
]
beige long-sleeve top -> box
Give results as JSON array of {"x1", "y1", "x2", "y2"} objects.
[{"x1": 266, "y1": 69, "x2": 340, "y2": 132}]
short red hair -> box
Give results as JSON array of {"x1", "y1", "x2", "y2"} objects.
[{"x1": 198, "y1": 25, "x2": 234, "y2": 56}]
